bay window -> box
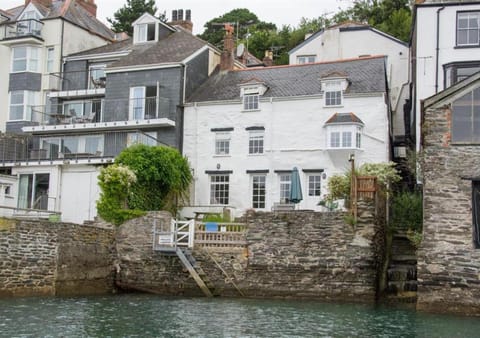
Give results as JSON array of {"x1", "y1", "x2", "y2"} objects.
[
  {"x1": 9, "y1": 91, "x2": 37, "y2": 121},
  {"x1": 12, "y1": 46, "x2": 40, "y2": 72}
]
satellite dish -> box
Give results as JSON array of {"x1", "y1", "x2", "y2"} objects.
[{"x1": 237, "y1": 43, "x2": 245, "y2": 57}]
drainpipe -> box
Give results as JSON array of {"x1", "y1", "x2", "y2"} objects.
[{"x1": 435, "y1": 6, "x2": 445, "y2": 94}]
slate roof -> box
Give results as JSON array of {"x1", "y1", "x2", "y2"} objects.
[
  {"x1": 289, "y1": 22, "x2": 407, "y2": 55},
  {"x1": 111, "y1": 30, "x2": 208, "y2": 68},
  {"x1": 68, "y1": 29, "x2": 209, "y2": 67},
  {"x1": 325, "y1": 112, "x2": 364, "y2": 125},
  {"x1": 3, "y1": 0, "x2": 114, "y2": 41},
  {"x1": 187, "y1": 56, "x2": 387, "y2": 102}
]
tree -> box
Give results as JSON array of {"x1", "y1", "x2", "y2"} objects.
[
  {"x1": 107, "y1": 0, "x2": 165, "y2": 35},
  {"x1": 331, "y1": 0, "x2": 412, "y2": 41},
  {"x1": 198, "y1": 8, "x2": 276, "y2": 57},
  {"x1": 115, "y1": 144, "x2": 192, "y2": 215}
]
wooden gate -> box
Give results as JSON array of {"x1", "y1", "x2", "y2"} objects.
[{"x1": 351, "y1": 175, "x2": 377, "y2": 220}]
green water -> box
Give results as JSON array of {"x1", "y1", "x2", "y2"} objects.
[{"x1": 1, "y1": 294, "x2": 479, "y2": 337}]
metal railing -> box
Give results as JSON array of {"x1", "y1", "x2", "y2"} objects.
[
  {"x1": 0, "y1": 130, "x2": 165, "y2": 163},
  {"x1": 0, "y1": 19, "x2": 43, "y2": 40},
  {"x1": 28, "y1": 96, "x2": 172, "y2": 127}
]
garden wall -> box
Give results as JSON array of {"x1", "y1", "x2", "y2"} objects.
[{"x1": 0, "y1": 219, "x2": 115, "y2": 297}]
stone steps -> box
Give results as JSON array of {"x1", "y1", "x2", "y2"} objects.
[{"x1": 385, "y1": 232, "x2": 418, "y2": 302}]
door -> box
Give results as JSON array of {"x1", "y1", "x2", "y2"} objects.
[{"x1": 60, "y1": 169, "x2": 99, "y2": 224}]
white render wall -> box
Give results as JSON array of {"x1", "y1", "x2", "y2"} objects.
[
  {"x1": 184, "y1": 94, "x2": 389, "y2": 217},
  {"x1": 289, "y1": 28, "x2": 409, "y2": 138},
  {"x1": 414, "y1": 3, "x2": 480, "y2": 151},
  {"x1": 0, "y1": 19, "x2": 110, "y2": 132}
]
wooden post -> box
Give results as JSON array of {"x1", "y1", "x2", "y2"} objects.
[{"x1": 349, "y1": 154, "x2": 357, "y2": 220}]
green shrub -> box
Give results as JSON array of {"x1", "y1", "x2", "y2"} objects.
[
  {"x1": 97, "y1": 164, "x2": 144, "y2": 225},
  {"x1": 389, "y1": 191, "x2": 423, "y2": 232},
  {"x1": 324, "y1": 162, "x2": 401, "y2": 203}
]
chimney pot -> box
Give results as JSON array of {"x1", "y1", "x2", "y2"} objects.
[
  {"x1": 186, "y1": 9, "x2": 191, "y2": 21},
  {"x1": 172, "y1": 10, "x2": 177, "y2": 22},
  {"x1": 178, "y1": 9, "x2": 183, "y2": 21}
]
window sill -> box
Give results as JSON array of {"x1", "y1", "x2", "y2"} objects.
[
  {"x1": 323, "y1": 104, "x2": 343, "y2": 108},
  {"x1": 242, "y1": 109, "x2": 261, "y2": 113},
  {"x1": 451, "y1": 142, "x2": 480, "y2": 146},
  {"x1": 248, "y1": 153, "x2": 265, "y2": 156},
  {"x1": 454, "y1": 45, "x2": 480, "y2": 49},
  {"x1": 213, "y1": 154, "x2": 231, "y2": 157},
  {"x1": 327, "y1": 147, "x2": 363, "y2": 150}
]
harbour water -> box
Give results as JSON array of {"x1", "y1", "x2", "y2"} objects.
[{"x1": 1, "y1": 294, "x2": 480, "y2": 337}]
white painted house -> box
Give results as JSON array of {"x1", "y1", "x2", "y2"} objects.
[
  {"x1": 289, "y1": 22, "x2": 409, "y2": 157},
  {"x1": 412, "y1": 0, "x2": 480, "y2": 152},
  {"x1": 183, "y1": 56, "x2": 390, "y2": 217}
]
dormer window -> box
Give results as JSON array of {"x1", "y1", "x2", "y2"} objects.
[
  {"x1": 240, "y1": 81, "x2": 268, "y2": 112},
  {"x1": 321, "y1": 76, "x2": 349, "y2": 107},
  {"x1": 132, "y1": 13, "x2": 163, "y2": 44},
  {"x1": 136, "y1": 23, "x2": 156, "y2": 42}
]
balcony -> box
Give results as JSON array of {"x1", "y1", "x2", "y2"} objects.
[
  {"x1": 0, "y1": 131, "x2": 166, "y2": 165},
  {"x1": 23, "y1": 97, "x2": 175, "y2": 134},
  {"x1": 0, "y1": 19, "x2": 44, "y2": 44},
  {"x1": 48, "y1": 69, "x2": 106, "y2": 98}
]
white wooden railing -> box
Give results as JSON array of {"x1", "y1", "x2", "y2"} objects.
[{"x1": 153, "y1": 219, "x2": 247, "y2": 251}]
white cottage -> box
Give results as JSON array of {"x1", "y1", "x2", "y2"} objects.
[
  {"x1": 183, "y1": 56, "x2": 390, "y2": 217},
  {"x1": 289, "y1": 22, "x2": 409, "y2": 158}
]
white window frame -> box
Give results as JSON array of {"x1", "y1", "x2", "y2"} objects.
[
  {"x1": 297, "y1": 55, "x2": 316, "y2": 64},
  {"x1": 243, "y1": 93, "x2": 259, "y2": 111},
  {"x1": 248, "y1": 130, "x2": 264, "y2": 155},
  {"x1": 129, "y1": 86, "x2": 146, "y2": 120},
  {"x1": 457, "y1": 12, "x2": 480, "y2": 46},
  {"x1": 9, "y1": 90, "x2": 37, "y2": 121},
  {"x1": 210, "y1": 174, "x2": 230, "y2": 205},
  {"x1": 134, "y1": 22, "x2": 157, "y2": 43},
  {"x1": 307, "y1": 174, "x2": 322, "y2": 197},
  {"x1": 327, "y1": 125, "x2": 363, "y2": 149},
  {"x1": 11, "y1": 46, "x2": 40, "y2": 73},
  {"x1": 215, "y1": 132, "x2": 231, "y2": 156},
  {"x1": 46, "y1": 47, "x2": 54, "y2": 73},
  {"x1": 251, "y1": 174, "x2": 266, "y2": 209},
  {"x1": 279, "y1": 174, "x2": 291, "y2": 204}
]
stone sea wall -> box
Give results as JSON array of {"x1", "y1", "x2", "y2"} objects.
[
  {"x1": 116, "y1": 206, "x2": 382, "y2": 302},
  {"x1": 419, "y1": 105, "x2": 480, "y2": 315},
  {"x1": 0, "y1": 219, "x2": 115, "y2": 297}
]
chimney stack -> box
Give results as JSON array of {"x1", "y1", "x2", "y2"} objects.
[
  {"x1": 77, "y1": 0, "x2": 97, "y2": 17},
  {"x1": 220, "y1": 24, "x2": 235, "y2": 71},
  {"x1": 26, "y1": 0, "x2": 52, "y2": 7},
  {"x1": 263, "y1": 50, "x2": 273, "y2": 67},
  {"x1": 168, "y1": 9, "x2": 193, "y2": 33}
]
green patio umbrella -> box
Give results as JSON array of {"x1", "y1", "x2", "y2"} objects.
[{"x1": 289, "y1": 167, "x2": 303, "y2": 204}]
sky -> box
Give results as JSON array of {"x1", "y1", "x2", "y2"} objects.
[{"x1": 2, "y1": 0, "x2": 354, "y2": 35}]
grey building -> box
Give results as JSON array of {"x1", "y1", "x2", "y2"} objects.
[{"x1": 0, "y1": 11, "x2": 223, "y2": 224}]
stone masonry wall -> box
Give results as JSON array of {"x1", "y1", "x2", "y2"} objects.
[
  {"x1": 0, "y1": 219, "x2": 115, "y2": 297},
  {"x1": 116, "y1": 206, "x2": 381, "y2": 302},
  {"x1": 419, "y1": 105, "x2": 480, "y2": 315}
]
